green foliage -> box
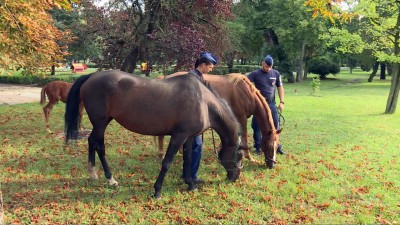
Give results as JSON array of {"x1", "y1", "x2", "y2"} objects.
[
  {"x1": 308, "y1": 57, "x2": 340, "y2": 79},
  {"x1": 0, "y1": 68, "x2": 96, "y2": 85},
  {"x1": 320, "y1": 27, "x2": 364, "y2": 54},
  {"x1": 360, "y1": 64, "x2": 371, "y2": 72}
]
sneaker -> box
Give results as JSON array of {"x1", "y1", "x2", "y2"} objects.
[
  {"x1": 255, "y1": 148, "x2": 261, "y2": 155},
  {"x1": 193, "y1": 178, "x2": 204, "y2": 184},
  {"x1": 181, "y1": 175, "x2": 204, "y2": 184},
  {"x1": 277, "y1": 145, "x2": 285, "y2": 155}
]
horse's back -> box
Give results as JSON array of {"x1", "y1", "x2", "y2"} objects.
[
  {"x1": 204, "y1": 74, "x2": 254, "y2": 117},
  {"x1": 44, "y1": 81, "x2": 72, "y2": 103},
  {"x1": 80, "y1": 71, "x2": 211, "y2": 135}
]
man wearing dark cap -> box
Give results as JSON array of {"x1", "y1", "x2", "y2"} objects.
[
  {"x1": 182, "y1": 51, "x2": 218, "y2": 184},
  {"x1": 247, "y1": 55, "x2": 285, "y2": 155}
]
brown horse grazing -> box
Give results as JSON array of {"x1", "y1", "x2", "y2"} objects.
[
  {"x1": 40, "y1": 81, "x2": 84, "y2": 132},
  {"x1": 65, "y1": 70, "x2": 243, "y2": 198},
  {"x1": 157, "y1": 72, "x2": 282, "y2": 168}
]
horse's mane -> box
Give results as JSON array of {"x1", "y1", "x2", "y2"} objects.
[
  {"x1": 227, "y1": 73, "x2": 276, "y2": 132},
  {"x1": 161, "y1": 72, "x2": 241, "y2": 134}
]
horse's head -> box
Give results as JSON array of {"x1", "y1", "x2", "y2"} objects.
[
  {"x1": 218, "y1": 139, "x2": 243, "y2": 181},
  {"x1": 262, "y1": 128, "x2": 283, "y2": 169}
]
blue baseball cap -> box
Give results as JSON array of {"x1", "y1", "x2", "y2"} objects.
[
  {"x1": 264, "y1": 55, "x2": 274, "y2": 66},
  {"x1": 200, "y1": 52, "x2": 218, "y2": 65}
]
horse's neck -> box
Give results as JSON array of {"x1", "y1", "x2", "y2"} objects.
[
  {"x1": 253, "y1": 90, "x2": 276, "y2": 133},
  {"x1": 209, "y1": 102, "x2": 238, "y2": 146},
  {"x1": 236, "y1": 76, "x2": 276, "y2": 133}
]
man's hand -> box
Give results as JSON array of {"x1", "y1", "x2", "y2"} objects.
[{"x1": 278, "y1": 102, "x2": 284, "y2": 112}]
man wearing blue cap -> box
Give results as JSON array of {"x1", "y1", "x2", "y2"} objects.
[
  {"x1": 182, "y1": 51, "x2": 218, "y2": 184},
  {"x1": 247, "y1": 55, "x2": 285, "y2": 155}
]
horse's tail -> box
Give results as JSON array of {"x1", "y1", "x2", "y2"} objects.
[
  {"x1": 65, "y1": 74, "x2": 92, "y2": 140},
  {"x1": 40, "y1": 85, "x2": 47, "y2": 104}
]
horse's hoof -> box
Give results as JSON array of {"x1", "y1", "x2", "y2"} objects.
[
  {"x1": 88, "y1": 168, "x2": 98, "y2": 180},
  {"x1": 157, "y1": 153, "x2": 164, "y2": 159},
  {"x1": 46, "y1": 128, "x2": 53, "y2": 134},
  {"x1": 248, "y1": 156, "x2": 257, "y2": 162},
  {"x1": 152, "y1": 193, "x2": 161, "y2": 199},
  {"x1": 108, "y1": 177, "x2": 119, "y2": 186}
]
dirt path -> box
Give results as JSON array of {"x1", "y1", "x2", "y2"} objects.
[{"x1": 0, "y1": 83, "x2": 42, "y2": 105}]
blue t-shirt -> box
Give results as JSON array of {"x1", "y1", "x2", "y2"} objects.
[{"x1": 247, "y1": 69, "x2": 282, "y2": 101}]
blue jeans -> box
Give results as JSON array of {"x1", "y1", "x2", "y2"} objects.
[
  {"x1": 182, "y1": 135, "x2": 203, "y2": 179},
  {"x1": 251, "y1": 102, "x2": 280, "y2": 151}
]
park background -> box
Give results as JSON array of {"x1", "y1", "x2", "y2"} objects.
[{"x1": 1, "y1": 0, "x2": 400, "y2": 224}]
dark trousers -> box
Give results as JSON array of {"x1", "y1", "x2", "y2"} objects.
[
  {"x1": 182, "y1": 135, "x2": 202, "y2": 179},
  {"x1": 251, "y1": 102, "x2": 280, "y2": 151}
]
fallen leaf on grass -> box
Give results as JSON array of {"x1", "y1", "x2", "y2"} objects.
[{"x1": 315, "y1": 202, "x2": 330, "y2": 210}]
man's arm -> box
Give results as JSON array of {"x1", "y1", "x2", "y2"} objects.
[{"x1": 277, "y1": 86, "x2": 285, "y2": 111}]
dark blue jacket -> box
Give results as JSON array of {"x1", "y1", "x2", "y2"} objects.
[{"x1": 247, "y1": 69, "x2": 282, "y2": 102}]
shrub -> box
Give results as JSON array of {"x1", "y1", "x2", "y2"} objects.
[
  {"x1": 308, "y1": 57, "x2": 340, "y2": 79},
  {"x1": 360, "y1": 64, "x2": 371, "y2": 72},
  {"x1": 310, "y1": 76, "x2": 321, "y2": 96}
]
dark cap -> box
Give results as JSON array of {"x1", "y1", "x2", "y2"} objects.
[
  {"x1": 264, "y1": 55, "x2": 274, "y2": 66},
  {"x1": 200, "y1": 52, "x2": 218, "y2": 65}
]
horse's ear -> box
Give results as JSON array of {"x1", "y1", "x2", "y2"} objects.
[{"x1": 276, "y1": 128, "x2": 283, "y2": 134}]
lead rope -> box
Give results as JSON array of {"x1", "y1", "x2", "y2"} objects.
[
  {"x1": 278, "y1": 108, "x2": 285, "y2": 127},
  {"x1": 211, "y1": 129, "x2": 217, "y2": 155}
]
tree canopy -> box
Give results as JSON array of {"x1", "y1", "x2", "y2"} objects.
[{"x1": 0, "y1": 0, "x2": 78, "y2": 75}]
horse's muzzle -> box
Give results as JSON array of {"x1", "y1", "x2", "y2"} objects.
[
  {"x1": 265, "y1": 159, "x2": 276, "y2": 169},
  {"x1": 227, "y1": 170, "x2": 240, "y2": 181}
]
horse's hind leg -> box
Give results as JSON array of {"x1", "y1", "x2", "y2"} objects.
[
  {"x1": 153, "y1": 134, "x2": 187, "y2": 198},
  {"x1": 43, "y1": 102, "x2": 55, "y2": 132},
  {"x1": 78, "y1": 103, "x2": 84, "y2": 130},
  {"x1": 88, "y1": 132, "x2": 99, "y2": 180},
  {"x1": 156, "y1": 136, "x2": 164, "y2": 159},
  {"x1": 88, "y1": 119, "x2": 117, "y2": 185}
]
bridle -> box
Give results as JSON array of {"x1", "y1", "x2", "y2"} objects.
[
  {"x1": 264, "y1": 138, "x2": 278, "y2": 165},
  {"x1": 217, "y1": 139, "x2": 243, "y2": 172}
]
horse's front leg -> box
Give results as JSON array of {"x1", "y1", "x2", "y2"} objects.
[
  {"x1": 240, "y1": 118, "x2": 255, "y2": 162},
  {"x1": 153, "y1": 135, "x2": 186, "y2": 198}
]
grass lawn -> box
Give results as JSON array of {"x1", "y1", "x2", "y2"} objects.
[{"x1": 0, "y1": 68, "x2": 399, "y2": 224}]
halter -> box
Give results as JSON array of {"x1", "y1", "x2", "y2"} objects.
[
  {"x1": 264, "y1": 136, "x2": 278, "y2": 165},
  {"x1": 217, "y1": 139, "x2": 243, "y2": 172}
]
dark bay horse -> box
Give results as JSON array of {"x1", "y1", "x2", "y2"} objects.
[
  {"x1": 64, "y1": 70, "x2": 243, "y2": 198},
  {"x1": 40, "y1": 81, "x2": 84, "y2": 132},
  {"x1": 157, "y1": 72, "x2": 282, "y2": 168}
]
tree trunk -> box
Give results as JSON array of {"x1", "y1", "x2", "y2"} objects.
[
  {"x1": 51, "y1": 65, "x2": 55, "y2": 76},
  {"x1": 296, "y1": 40, "x2": 306, "y2": 83},
  {"x1": 368, "y1": 61, "x2": 379, "y2": 82},
  {"x1": 380, "y1": 63, "x2": 386, "y2": 80},
  {"x1": 387, "y1": 63, "x2": 393, "y2": 75},
  {"x1": 226, "y1": 52, "x2": 234, "y2": 69},
  {"x1": 120, "y1": 46, "x2": 140, "y2": 73},
  {"x1": 385, "y1": 63, "x2": 400, "y2": 114},
  {"x1": 303, "y1": 66, "x2": 308, "y2": 79},
  {"x1": 385, "y1": 11, "x2": 400, "y2": 114}
]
